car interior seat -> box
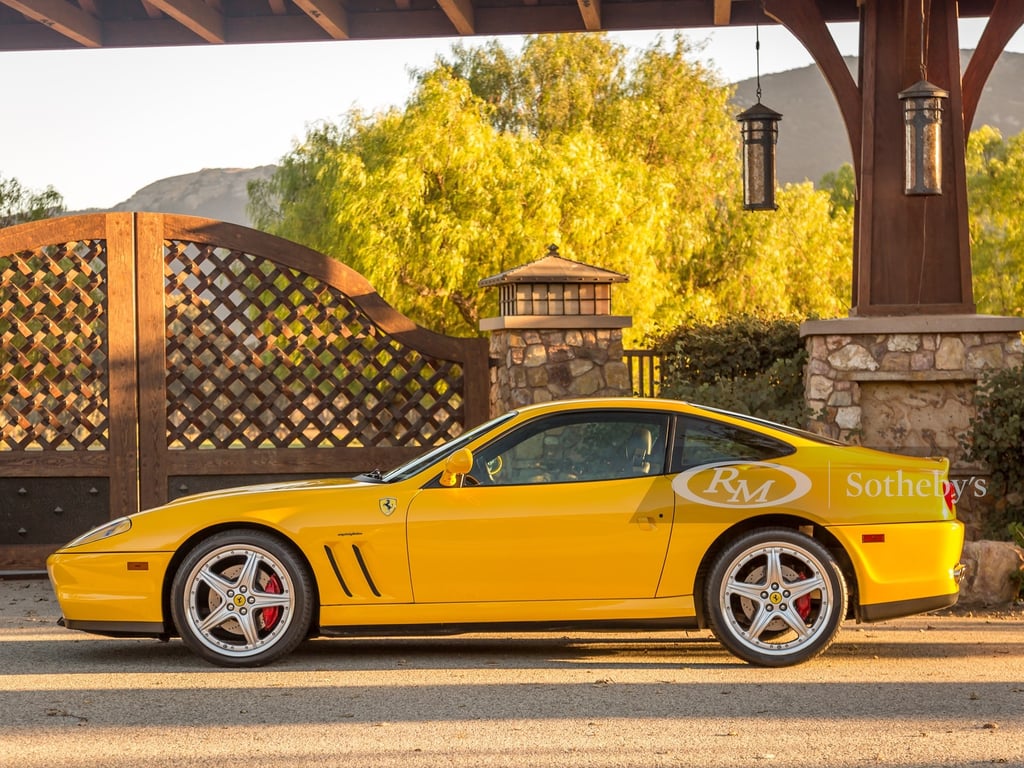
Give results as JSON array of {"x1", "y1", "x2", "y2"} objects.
[{"x1": 625, "y1": 427, "x2": 653, "y2": 475}]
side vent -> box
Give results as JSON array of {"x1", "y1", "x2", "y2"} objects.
[
  {"x1": 323, "y1": 546, "x2": 353, "y2": 597},
  {"x1": 352, "y1": 544, "x2": 382, "y2": 597}
]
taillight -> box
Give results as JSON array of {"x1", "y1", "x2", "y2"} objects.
[{"x1": 942, "y1": 481, "x2": 956, "y2": 511}]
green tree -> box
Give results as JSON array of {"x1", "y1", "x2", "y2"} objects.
[
  {"x1": 677, "y1": 182, "x2": 852, "y2": 324},
  {"x1": 0, "y1": 175, "x2": 64, "y2": 228},
  {"x1": 819, "y1": 162, "x2": 856, "y2": 216},
  {"x1": 251, "y1": 34, "x2": 851, "y2": 340},
  {"x1": 966, "y1": 125, "x2": 1024, "y2": 315}
]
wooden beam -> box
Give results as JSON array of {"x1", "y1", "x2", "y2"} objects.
[
  {"x1": 0, "y1": 0, "x2": 102, "y2": 47},
  {"x1": 140, "y1": 1, "x2": 164, "y2": 19},
  {"x1": 292, "y1": 0, "x2": 350, "y2": 39},
  {"x1": 438, "y1": 0, "x2": 474, "y2": 34},
  {"x1": 577, "y1": 0, "x2": 601, "y2": 30},
  {"x1": 145, "y1": 0, "x2": 225, "y2": 43},
  {"x1": 764, "y1": 0, "x2": 862, "y2": 177},
  {"x1": 713, "y1": 0, "x2": 731, "y2": 25},
  {"x1": 962, "y1": 0, "x2": 1024, "y2": 130}
]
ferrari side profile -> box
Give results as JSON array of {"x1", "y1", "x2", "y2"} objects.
[{"x1": 48, "y1": 398, "x2": 965, "y2": 667}]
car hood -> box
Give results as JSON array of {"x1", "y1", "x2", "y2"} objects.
[{"x1": 162, "y1": 476, "x2": 374, "y2": 507}]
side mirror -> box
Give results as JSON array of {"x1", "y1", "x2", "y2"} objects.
[{"x1": 439, "y1": 448, "x2": 474, "y2": 488}]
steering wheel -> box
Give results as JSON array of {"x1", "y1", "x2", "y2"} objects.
[{"x1": 484, "y1": 455, "x2": 503, "y2": 481}]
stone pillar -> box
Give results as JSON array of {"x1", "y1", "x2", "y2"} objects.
[
  {"x1": 801, "y1": 315, "x2": 1024, "y2": 539},
  {"x1": 479, "y1": 246, "x2": 632, "y2": 416}
]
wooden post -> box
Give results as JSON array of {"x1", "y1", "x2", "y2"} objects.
[{"x1": 764, "y1": 0, "x2": 1024, "y2": 316}]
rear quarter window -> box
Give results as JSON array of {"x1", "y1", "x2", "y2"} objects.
[{"x1": 671, "y1": 415, "x2": 794, "y2": 471}]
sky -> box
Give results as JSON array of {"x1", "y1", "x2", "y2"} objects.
[{"x1": 1, "y1": 20, "x2": 1021, "y2": 212}]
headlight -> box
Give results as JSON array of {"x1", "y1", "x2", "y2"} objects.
[{"x1": 64, "y1": 517, "x2": 132, "y2": 548}]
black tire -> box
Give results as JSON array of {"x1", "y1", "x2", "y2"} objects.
[
  {"x1": 170, "y1": 530, "x2": 314, "y2": 667},
  {"x1": 705, "y1": 527, "x2": 847, "y2": 667}
]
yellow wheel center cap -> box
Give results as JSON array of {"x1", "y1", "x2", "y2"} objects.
[
  {"x1": 769, "y1": 592, "x2": 783, "y2": 605},
  {"x1": 233, "y1": 594, "x2": 247, "y2": 607}
]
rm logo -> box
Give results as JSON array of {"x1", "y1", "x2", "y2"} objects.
[{"x1": 672, "y1": 462, "x2": 812, "y2": 509}]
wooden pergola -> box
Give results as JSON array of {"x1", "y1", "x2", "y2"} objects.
[{"x1": 2, "y1": 0, "x2": 1021, "y2": 316}]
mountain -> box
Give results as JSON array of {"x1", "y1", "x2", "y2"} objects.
[
  {"x1": 100, "y1": 50, "x2": 1024, "y2": 224},
  {"x1": 732, "y1": 50, "x2": 1024, "y2": 184},
  {"x1": 107, "y1": 166, "x2": 277, "y2": 227}
]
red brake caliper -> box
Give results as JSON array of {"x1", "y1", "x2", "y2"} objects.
[
  {"x1": 795, "y1": 571, "x2": 812, "y2": 620},
  {"x1": 261, "y1": 575, "x2": 282, "y2": 630}
]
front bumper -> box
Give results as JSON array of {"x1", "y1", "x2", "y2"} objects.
[
  {"x1": 57, "y1": 615, "x2": 167, "y2": 638},
  {"x1": 47, "y1": 550, "x2": 173, "y2": 628}
]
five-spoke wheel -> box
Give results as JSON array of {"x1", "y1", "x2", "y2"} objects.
[
  {"x1": 171, "y1": 530, "x2": 313, "y2": 667},
  {"x1": 705, "y1": 528, "x2": 848, "y2": 667}
]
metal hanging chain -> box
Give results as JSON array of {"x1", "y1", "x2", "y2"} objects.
[
  {"x1": 755, "y1": 24, "x2": 763, "y2": 103},
  {"x1": 920, "y1": 0, "x2": 931, "y2": 80}
]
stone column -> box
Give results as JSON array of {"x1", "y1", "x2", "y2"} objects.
[
  {"x1": 486, "y1": 328, "x2": 631, "y2": 415},
  {"x1": 801, "y1": 315, "x2": 1024, "y2": 538},
  {"x1": 479, "y1": 246, "x2": 632, "y2": 416}
]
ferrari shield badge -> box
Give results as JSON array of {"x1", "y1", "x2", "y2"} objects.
[{"x1": 378, "y1": 497, "x2": 398, "y2": 516}]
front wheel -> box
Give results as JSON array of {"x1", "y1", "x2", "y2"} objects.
[
  {"x1": 171, "y1": 530, "x2": 314, "y2": 667},
  {"x1": 705, "y1": 528, "x2": 848, "y2": 667}
]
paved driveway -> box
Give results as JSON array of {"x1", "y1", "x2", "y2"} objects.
[{"x1": 2, "y1": 577, "x2": 1022, "y2": 768}]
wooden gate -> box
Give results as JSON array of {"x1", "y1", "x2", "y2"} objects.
[{"x1": 0, "y1": 213, "x2": 489, "y2": 569}]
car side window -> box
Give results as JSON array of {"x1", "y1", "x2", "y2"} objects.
[
  {"x1": 671, "y1": 416, "x2": 793, "y2": 471},
  {"x1": 473, "y1": 412, "x2": 670, "y2": 485}
]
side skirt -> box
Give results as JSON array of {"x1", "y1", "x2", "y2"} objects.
[{"x1": 319, "y1": 618, "x2": 700, "y2": 638}]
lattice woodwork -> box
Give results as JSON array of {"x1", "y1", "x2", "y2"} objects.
[
  {"x1": 163, "y1": 241, "x2": 467, "y2": 450},
  {"x1": 0, "y1": 240, "x2": 109, "y2": 451}
]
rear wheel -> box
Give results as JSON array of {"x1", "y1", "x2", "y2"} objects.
[
  {"x1": 171, "y1": 530, "x2": 313, "y2": 667},
  {"x1": 705, "y1": 528, "x2": 847, "y2": 667}
]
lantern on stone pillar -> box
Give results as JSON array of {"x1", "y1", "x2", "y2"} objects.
[
  {"x1": 737, "y1": 101, "x2": 782, "y2": 211},
  {"x1": 899, "y1": 79, "x2": 947, "y2": 195}
]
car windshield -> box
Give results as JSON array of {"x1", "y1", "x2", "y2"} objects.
[{"x1": 376, "y1": 411, "x2": 519, "y2": 483}]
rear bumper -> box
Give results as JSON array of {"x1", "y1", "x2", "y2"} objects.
[
  {"x1": 858, "y1": 591, "x2": 959, "y2": 623},
  {"x1": 828, "y1": 520, "x2": 965, "y2": 615}
]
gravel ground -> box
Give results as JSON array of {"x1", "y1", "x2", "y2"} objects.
[{"x1": 3, "y1": 576, "x2": 1023, "y2": 768}]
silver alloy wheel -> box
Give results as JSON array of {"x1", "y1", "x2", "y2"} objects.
[
  {"x1": 171, "y1": 531, "x2": 312, "y2": 665},
  {"x1": 706, "y1": 528, "x2": 847, "y2": 666}
]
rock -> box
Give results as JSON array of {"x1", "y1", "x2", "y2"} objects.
[
  {"x1": 828, "y1": 344, "x2": 879, "y2": 371},
  {"x1": 958, "y1": 540, "x2": 1024, "y2": 606}
]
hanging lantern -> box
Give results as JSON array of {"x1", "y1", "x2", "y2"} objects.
[
  {"x1": 738, "y1": 25, "x2": 781, "y2": 212},
  {"x1": 737, "y1": 101, "x2": 782, "y2": 211},
  {"x1": 899, "y1": 79, "x2": 947, "y2": 195}
]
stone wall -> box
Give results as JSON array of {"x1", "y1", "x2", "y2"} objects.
[
  {"x1": 488, "y1": 328, "x2": 631, "y2": 416},
  {"x1": 802, "y1": 315, "x2": 1024, "y2": 539}
]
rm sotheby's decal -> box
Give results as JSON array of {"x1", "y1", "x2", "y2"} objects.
[{"x1": 672, "y1": 461, "x2": 812, "y2": 509}]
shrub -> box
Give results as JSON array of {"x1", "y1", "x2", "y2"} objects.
[
  {"x1": 651, "y1": 315, "x2": 807, "y2": 427},
  {"x1": 1009, "y1": 522, "x2": 1024, "y2": 600},
  {"x1": 965, "y1": 365, "x2": 1024, "y2": 531}
]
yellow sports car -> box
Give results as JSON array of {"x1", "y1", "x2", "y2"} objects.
[{"x1": 48, "y1": 398, "x2": 965, "y2": 668}]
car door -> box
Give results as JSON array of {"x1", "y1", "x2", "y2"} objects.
[{"x1": 406, "y1": 410, "x2": 675, "y2": 604}]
